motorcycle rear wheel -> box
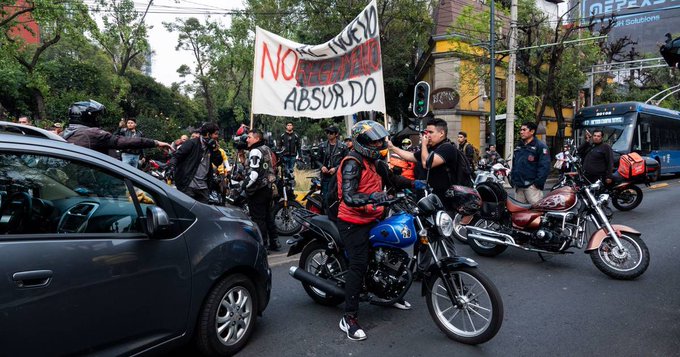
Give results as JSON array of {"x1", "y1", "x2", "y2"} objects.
[
  {"x1": 425, "y1": 267, "x2": 503, "y2": 345},
  {"x1": 274, "y1": 200, "x2": 303, "y2": 236},
  {"x1": 299, "y1": 241, "x2": 346, "y2": 306},
  {"x1": 611, "y1": 185, "x2": 643, "y2": 211},
  {"x1": 467, "y1": 219, "x2": 508, "y2": 257},
  {"x1": 589, "y1": 233, "x2": 649, "y2": 280}
]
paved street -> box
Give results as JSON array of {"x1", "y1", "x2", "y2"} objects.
[{"x1": 170, "y1": 178, "x2": 680, "y2": 357}]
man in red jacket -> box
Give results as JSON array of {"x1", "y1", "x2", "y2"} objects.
[{"x1": 336, "y1": 120, "x2": 425, "y2": 341}]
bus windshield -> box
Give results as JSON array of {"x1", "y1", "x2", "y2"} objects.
[{"x1": 575, "y1": 113, "x2": 636, "y2": 153}]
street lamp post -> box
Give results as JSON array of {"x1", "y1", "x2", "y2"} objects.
[{"x1": 489, "y1": 0, "x2": 496, "y2": 147}]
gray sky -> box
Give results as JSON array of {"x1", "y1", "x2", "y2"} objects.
[{"x1": 143, "y1": 0, "x2": 244, "y2": 86}]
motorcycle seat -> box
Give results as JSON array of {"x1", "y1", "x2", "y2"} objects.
[
  {"x1": 310, "y1": 215, "x2": 342, "y2": 243},
  {"x1": 506, "y1": 196, "x2": 533, "y2": 212}
]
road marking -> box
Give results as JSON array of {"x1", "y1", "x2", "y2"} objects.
[
  {"x1": 649, "y1": 183, "x2": 669, "y2": 189},
  {"x1": 268, "y1": 251, "x2": 300, "y2": 267}
]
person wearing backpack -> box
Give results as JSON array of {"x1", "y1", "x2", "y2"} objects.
[
  {"x1": 388, "y1": 118, "x2": 471, "y2": 202},
  {"x1": 243, "y1": 129, "x2": 280, "y2": 252},
  {"x1": 335, "y1": 120, "x2": 425, "y2": 341},
  {"x1": 457, "y1": 131, "x2": 479, "y2": 171}
]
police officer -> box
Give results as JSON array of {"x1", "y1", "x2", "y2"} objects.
[
  {"x1": 510, "y1": 121, "x2": 551, "y2": 204},
  {"x1": 244, "y1": 129, "x2": 280, "y2": 252}
]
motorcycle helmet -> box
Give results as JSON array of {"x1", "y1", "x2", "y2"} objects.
[
  {"x1": 68, "y1": 100, "x2": 105, "y2": 127},
  {"x1": 445, "y1": 185, "x2": 482, "y2": 215},
  {"x1": 351, "y1": 120, "x2": 389, "y2": 160},
  {"x1": 401, "y1": 138, "x2": 412, "y2": 150}
]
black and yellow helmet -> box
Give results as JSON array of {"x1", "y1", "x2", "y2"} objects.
[{"x1": 351, "y1": 120, "x2": 389, "y2": 160}]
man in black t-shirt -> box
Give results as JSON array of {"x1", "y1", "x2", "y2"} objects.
[{"x1": 388, "y1": 118, "x2": 459, "y2": 201}]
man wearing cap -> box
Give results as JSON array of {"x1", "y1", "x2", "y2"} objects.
[
  {"x1": 317, "y1": 125, "x2": 348, "y2": 206},
  {"x1": 50, "y1": 122, "x2": 63, "y2": 136}
]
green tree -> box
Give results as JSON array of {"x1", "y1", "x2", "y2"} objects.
[
  {"x1": 164, "y1": 17, "x2": 217, "y2": 122},
  {"x1": 91, "y1": 0, "x2": 153, "y2": 76},
  {"x1": 0, "y1": 0, "x2": 92, "y2": 120}
]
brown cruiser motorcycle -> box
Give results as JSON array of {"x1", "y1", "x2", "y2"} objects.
[{"x1": 464, "y1": 174, "x2": 650, "y2": 280}]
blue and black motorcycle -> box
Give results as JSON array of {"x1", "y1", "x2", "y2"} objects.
[{"x1": 287, "y1": 190, "x2": 503, "y2": 345}]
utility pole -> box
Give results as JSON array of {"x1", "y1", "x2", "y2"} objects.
[
  {"x1": 504, "y1": 0, "x2": 517, "y2": 159},
  {"x1": 489, "y1": 0, "x2": 496, "y2": 147}
]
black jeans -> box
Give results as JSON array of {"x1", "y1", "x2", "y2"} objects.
[
  {"x1": 181, "y1": 187, "x2": 210, "y2": 204},
  {"x1": 248, "y1": 187, "x2": 278, "y2": 245},
  {"x1": 337, "y1": 219, "x2": 375, "y2": 315}
]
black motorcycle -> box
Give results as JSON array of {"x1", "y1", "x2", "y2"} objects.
[{"x1": 273, "y1": 156, "x2": 303, "y2": 236}]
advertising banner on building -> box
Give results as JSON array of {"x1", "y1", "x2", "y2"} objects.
[
  {"x1": 579, "y1": 0, "x2": 680, "y2": 53},
  {"x1": 251, "y1": 0, "x2": 385, "y2": 118}
]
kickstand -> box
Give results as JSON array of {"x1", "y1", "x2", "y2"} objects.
[{"x1": 538, "y1": 252, "x2": 554, "y2": 262}]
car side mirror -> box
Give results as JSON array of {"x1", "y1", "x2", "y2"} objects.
[{"x1": 145, "y1": 206, "x2": 171, "y2": 238}]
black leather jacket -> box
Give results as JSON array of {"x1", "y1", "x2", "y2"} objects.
[
  {"x1": 317, "y1": 140, "x2": 348, "y2": 174},
  {"x1": 63, "y1": 124, "x2": 156, "y2": 157},
  {"x1": 169, "y1": 137, "x2": 223, "y2": 191},
  {"x1": 341, "y1": 157, "x2": 414, "y2": 207},
  {"x1": 278, "y1": 132, "x2": 300, "y2": 157}
]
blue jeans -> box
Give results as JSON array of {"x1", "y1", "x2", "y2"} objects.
[
  {"x1": 282, "y1": 156, "x2": 296, "y2": 174},
  {"x1": 121, "y1": 153, "x2": 139, "y2": 168}
]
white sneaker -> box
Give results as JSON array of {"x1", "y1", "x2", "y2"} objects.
[
  {"x1": 392, "y1": 300, "x2": 412, "y2": 310},
  {"x1": 339, "y1": 315, "x2": 367, "y2": 341}
]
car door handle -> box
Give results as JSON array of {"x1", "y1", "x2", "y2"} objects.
[{"x1": 12, "y1": 270, "x2": 53, "y2": 288}]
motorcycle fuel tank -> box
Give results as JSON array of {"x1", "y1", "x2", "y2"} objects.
[
  {"x1": 369, "y1": 212, "x2": 417, "y2": 248},
  {"x1": 533, "y1": 186, "x2": 577, "y2": 211}
]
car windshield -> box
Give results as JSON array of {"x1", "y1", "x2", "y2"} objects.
[{"x1": 0, "y1": 154, "x2": 128, "y2": 200}]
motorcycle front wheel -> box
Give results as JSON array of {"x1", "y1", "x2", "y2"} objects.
[
  {"x1": 590, "y1": 233, "x2": 650, "y2": 280},
  {"x1": 425, "y1": 267, "x2": 503, "y2": 345},
  {"x1": 299, "y1": 241, "x2": 346, "y2": 306},
  {"x1": 611, "y1": 185, "x2": 643, "y2": 211},
  {"x1": 273, "y1": 200, "x2": 303, "y2": 236}
]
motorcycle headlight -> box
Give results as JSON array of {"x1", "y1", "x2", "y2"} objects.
[
  {"x1": 436, "y1": 211, "x2": 454, "y2": 237},
  {"x1": 597, "y1": 193, "x2": 610, "y2": 206}
]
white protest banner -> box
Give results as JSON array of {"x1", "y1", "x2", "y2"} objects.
[{"x1": 251, "y1": 0, "x2": 385, "y2": 119}]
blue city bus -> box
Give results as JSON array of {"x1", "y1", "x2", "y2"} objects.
[{"x1": 574, "y1": 102, "x2": 680, "y2": 179}]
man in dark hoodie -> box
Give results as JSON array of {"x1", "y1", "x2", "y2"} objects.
[
  {"x1": 62, "y1": 100, "x2": 171, "y2": 156},
  {"x1": 578, "y1": 129, "x2": 614, "y2": 185},
  {"x1": 168, "y1": 122, "x2": 223, "y2": 203}
]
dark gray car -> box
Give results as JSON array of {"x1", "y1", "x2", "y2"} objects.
[{"x1": 0, "y1": 127, "x2": 271, "y2": 356}]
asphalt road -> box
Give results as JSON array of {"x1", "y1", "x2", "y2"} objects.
[{"x1": 176, "y1": 178, "x2": 680, "y2": 356}]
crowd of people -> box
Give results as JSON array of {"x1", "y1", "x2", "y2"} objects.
[{"x1": 11, "y1": 102, "x2": 618, "y2": 342}]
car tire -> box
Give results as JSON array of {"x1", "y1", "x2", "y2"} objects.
[{"x1": 196, "y1": 274, "x2": 259, "y2": 357}]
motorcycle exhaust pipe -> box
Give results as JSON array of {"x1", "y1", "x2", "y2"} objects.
[
  {"x1": 289, "y1": 266, "x2": 345, "y2": 297},
  {"x1": 466, "y1": 226, "x2": 520, "y2": 248}
]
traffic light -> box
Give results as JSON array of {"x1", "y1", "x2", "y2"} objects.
[
  {"x1": 412, "y1": 81, "x2": 430, "y2": 118},
  {"x1": 660, "y1": 33, "x2": 680, "y2": 68}
]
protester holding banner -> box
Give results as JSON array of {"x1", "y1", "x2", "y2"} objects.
[{"x1": 278, "y1": 122, "x2": 301, "y2": 173}]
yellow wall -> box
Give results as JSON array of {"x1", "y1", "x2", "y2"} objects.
[
  {"x1": 545, "y1": 121, "x2": 573, "y2": 137},
  {"x1": 461, "y1": 115, "x2": 481, "y2": 147},
  {"x1": 426, "y1": 37, "x2": 574, "y2": 142}
]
